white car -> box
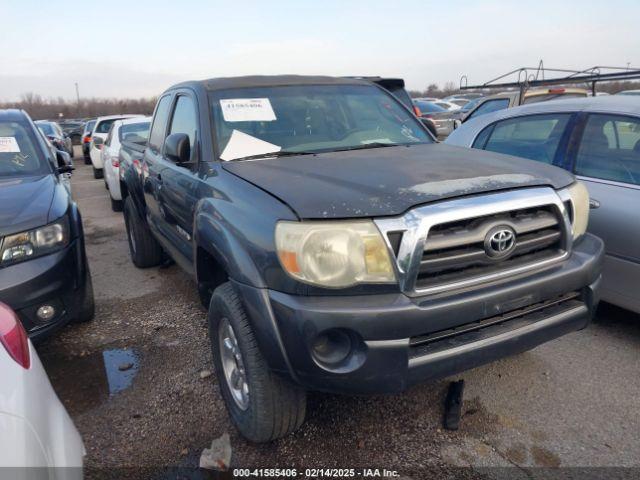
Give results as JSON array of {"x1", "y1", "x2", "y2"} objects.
[
  {"x1": 89, "y1": 115, "x2": 141, "y2": 179},
  {"x1": 433, "y1": 100, "x2": 462, "y2": 111},
  {"x1": 0, "y1": 302, "x2": 84, "y2": 477},
  {"x1": 102, "y1": 117, "x2": 152, "y2": 211}
]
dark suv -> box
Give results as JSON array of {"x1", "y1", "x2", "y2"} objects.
[
  {"x1": 0, "y1": 110, "x2": 94, "y2": 340},
  {"x1": 120, "y1": 76, "x2": 603, "y2": 442}
]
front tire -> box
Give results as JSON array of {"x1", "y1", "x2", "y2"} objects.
[
  {"x1": 73, "y1": 267, "x2": 95, "y2": 323},
  {"x1": 123, "y1": 196, "x2": 163, "y2": 268},
  {"x1": 209, "y1": 282, "x2": 306, "y2": 442}
]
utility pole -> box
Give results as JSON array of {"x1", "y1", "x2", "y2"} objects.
[{"x1": 75, "y1": 82, "x2": 80, "y2": 106}]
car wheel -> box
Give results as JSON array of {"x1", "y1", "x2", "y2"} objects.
[
  {"x1": 73, "y1": 267, "x2": 95, "y2": 323},
  {"x1": 123, "y1": 196, "x2": 163, "y2": 268},
  {"x1": 84, "y1": 156, "x2": 91, "y2": 165},
  {"x1": 209, "y1": 282, "x2": 306, "y2": 442},
  {"x1": 111, "y1": 197, "x2": 123, "y2": 212},
  {"x1": 93, "y1": 167, "x2": 103, "y2": 179}
]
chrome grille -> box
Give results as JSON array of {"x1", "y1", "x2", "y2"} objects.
[
  {"x1": 416, "y1": 206, "x2": 563, "y2": 289},
  {"x1": 374, "y1": 187, "x2": 573, "y2": 297}
]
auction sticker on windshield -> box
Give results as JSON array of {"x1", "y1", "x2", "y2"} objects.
[
  {"x1": 220, "y1": 98, "x2": 276, "y2": 122},
  {"x1": 0, "y1": 137, "x2": 20, "y2": 153}
]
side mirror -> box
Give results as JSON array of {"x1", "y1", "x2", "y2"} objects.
[
  {"x1": 93, "y1": 137, "x2": 104, "y2": 146},
  {"x1": 55, "y1": 150, "x2": 74, "y2": 174},
  {"x1": 164, "y1": 133, "x2": 191, "y2": 164}
]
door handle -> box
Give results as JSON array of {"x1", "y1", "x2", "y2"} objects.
[{"x1": 589, "y1": 198, "x2": 600, "y2": 209}]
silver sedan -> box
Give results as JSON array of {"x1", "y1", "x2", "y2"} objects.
[{"x1": 446, "y1": 96, "x2": 640, "y2": 313}]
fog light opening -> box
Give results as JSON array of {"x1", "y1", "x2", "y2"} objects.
[
  {"x1": 311, "y1": 329, "x2": 354, "y2": 367},
  {"x1": 36, "y1": 305, "x2": 56, "y2": 321}
]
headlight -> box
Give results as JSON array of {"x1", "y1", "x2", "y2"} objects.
[
  {"x1": 1, "y1": 217, "x2": 70, "y2": 265},
  {"x1": 564, "y1": 181, "x2": 590, "y2": 241},
  {"x1": 275, "y1": 220, "x2": 396, "y2": 288}
]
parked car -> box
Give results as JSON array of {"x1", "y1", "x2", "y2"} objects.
[
  {"x1": 413, "y1": 100, "x2": 456, "y2": 137},
  {"x1": 35, "y1": 120, "x2": 73, "y2": 157},
  {"x1": 0, "y1": 302, "x2": 85, "y2": 475},
  {"x1": 120, "y1": 75, "x2": 603, "y2": 442},
  {"x1": 60, "y1": 120, "x2": 84, "y2": 145},
  {"x1": 0, "y1": 109, "x2": 94, "y2": 341},
  {"x1": 461, "y1": 87, "x2": 589, "y2": 124},
  {"x1": 616, "y1": 90, "x2": 640, "y2": 96},
  {"x1": 89, "y1": 115, "x2": 141, "y2": 179},
  {"x1": 81, "y1": 119, "x2": 96, "y2": 164},
  {"x1": 446, "y1": 95, "x2": 639, "y2": 313},
  {"x1": 102, "y1": 117, "x2": 151, "y2": 211},
  {"x1": 443, "y1": 93, "x2": 484, "y2": 101},
  {"x1": 448, "y1": 98, "x2": 471, "y2": 107},
  {"x1": 433, "y1": 100, "x2": 462, "y2": 111}
]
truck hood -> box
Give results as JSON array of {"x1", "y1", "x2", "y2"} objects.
[
  {"x1": 222, "y1": 143, "x2": 575, "y2": 219},
  {"x1": 0, "y1": 175, "x2": 55, "y2": 236}
]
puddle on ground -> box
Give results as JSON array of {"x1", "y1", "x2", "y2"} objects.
[
  {"x1": 102, "y1": 348, "x2": 140, "y2": 394},
  {"x1": 41, "y1": 347, "x2": 140, "y2": 415}
]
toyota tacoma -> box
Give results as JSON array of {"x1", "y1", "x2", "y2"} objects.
[{"x1": 120, "y1": 75, "x2": 603, "y2": 442}]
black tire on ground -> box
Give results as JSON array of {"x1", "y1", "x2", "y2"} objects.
[
  {"x1": 72, "y1": 268, "x2": 95, "y2": 323},
  {"x1": 111, "y1": 197, "x2": 123, "y2": 212},
  {"x1": 93, "y1": 167, "x2": 103, "y2": 179},
  {"x1": 123, "y1": 196, "x2": 163, "y2": 268},
  {"x1": 84, "y1": 156, "x2": 91, "y2": 165},
  {"x1": 209, "y1": 282, "x2": 307, "y2": 442}
]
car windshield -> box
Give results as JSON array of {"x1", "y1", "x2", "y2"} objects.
[
  {"x1": 36, "y1": 122, "x2": 56, "y2": 136},
  {"x1": 210, "y1": 84, "x2": 432, "y2": 161},
  {"x1": 119, "y1": 121, "x2": 150, "y2": 143},
  {"x1": 0, "y1": 121, "x2": 50, "y2": 177},
  {"x1": 84, "y1": 120, "x2": 96, "y2": 133}
]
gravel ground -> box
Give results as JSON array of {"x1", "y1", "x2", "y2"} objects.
[{"x1": 36, "y1": 150, "x2": 640, "y2": 479}]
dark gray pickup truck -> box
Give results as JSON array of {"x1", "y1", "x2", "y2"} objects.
[{"x1": 120, "y1": 75, "x2": 604, "y2": 442}]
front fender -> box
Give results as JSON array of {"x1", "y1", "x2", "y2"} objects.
[{"x1": 194, "y1": 206, "x2": 266, "y2": 288}]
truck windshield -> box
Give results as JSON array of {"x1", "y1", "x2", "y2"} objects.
[
  {"x1": 0, "y1": 121, "x2": 50, "y2": 177},
  {"x1": 210, "y1": 84, "x2": 432, "y2": 161}
]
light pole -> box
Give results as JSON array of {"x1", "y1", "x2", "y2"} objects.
[{"x1": 75, "y1": 82, "x2": 80, "y2": 106}]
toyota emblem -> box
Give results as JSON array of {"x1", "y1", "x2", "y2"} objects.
[{"x1": 484, "y1": 226, "x2": 516, "y2": 259}]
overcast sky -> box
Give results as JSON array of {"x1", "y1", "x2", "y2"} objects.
[{"x1": 1, "y1": 0, "x2": 638, "y2": 101}]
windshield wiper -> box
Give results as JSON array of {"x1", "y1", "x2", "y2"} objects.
[
  {"x1": 331, "y1": 142, "x2": 403, "y2": 152},
  {"x1": 228, "y1": 150, "x2": 317, "y2": 161}
]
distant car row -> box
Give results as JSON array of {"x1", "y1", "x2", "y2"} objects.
[{"x1": 414, "y1": 88, "x2": 640, "y2": 139}]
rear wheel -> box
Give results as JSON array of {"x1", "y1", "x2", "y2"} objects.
[
  {"x1": 84, "y1": 155, "x2": 91, "y2": 165},
  {"x1": 110, "y1": 197, "x2": 123, "y2": 212},
  {"x1": 209, "y1": 282, "x2": 306, "y2": 442},
  {"x1": 123, "y1": 196, "x2": 163, "y2": 268},
  {"x1": 93, "y1": 167, "x2": 103, "y2": 179}
]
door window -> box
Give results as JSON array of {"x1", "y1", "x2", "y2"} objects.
[
  {"x1": 148, "y1": 95, "x2": 173, "y2": 152},
  {"x1": 168, "y1": 96, "x2": 197, "y2": 157},
  {"x1": 575, "y1": 114, "x2": 640, "y2": 185},
  {"x1": 475, "y1": 114, "x2": 571, "y2": 164}
]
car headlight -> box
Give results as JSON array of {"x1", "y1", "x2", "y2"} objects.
[
  {"x1": 564, "y1": 181, "x2": 590, "y2": 241},
  {"x1": 275, "y1": 220, "x2": 396, "y2": 288},
  {"x1": 1, "y1": 217, "x2": 70, "y2": 265}
]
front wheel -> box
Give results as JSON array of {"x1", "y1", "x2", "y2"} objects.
[{"x1": 209, "y1": 282, "x2": 306, "y2": 442}]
